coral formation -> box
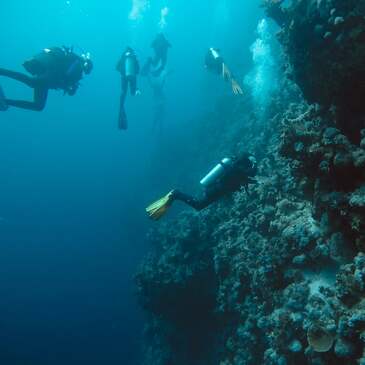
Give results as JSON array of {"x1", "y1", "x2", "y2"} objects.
[
  {"x1": 263, "y1": 0, "x2": 365, "y2": 141},
  {"x1": 136, "y1": 1, "x2": 365, "y2": 364}
]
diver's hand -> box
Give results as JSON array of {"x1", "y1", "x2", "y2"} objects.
[{"x1": 66, "y1": 84, "x2": 79, "y2": 96}]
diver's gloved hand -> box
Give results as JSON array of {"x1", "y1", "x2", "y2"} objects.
[
  {"x1": 231, "y1": 79, "x2": 243, "y2": 95},
  {"x1": 65, "y1": 84, "x2": 79, "y2": 96}
]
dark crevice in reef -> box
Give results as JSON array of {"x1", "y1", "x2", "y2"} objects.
[{"x1": 136, "y1": 1, "x2": 365, "y2": 364}]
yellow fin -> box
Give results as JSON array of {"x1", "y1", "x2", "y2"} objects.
[{"x1": 146, "y1": 191, "x2": 174, "y2": 220}]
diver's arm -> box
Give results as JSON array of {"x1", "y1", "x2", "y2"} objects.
[
  {"x1": 116, "y1": 57, "x2": 124, "y2": 73},
  {"x1": 63, "y1": 70, "x2": 82, "y2": 96},
  {"x1": 65, "y1": 83, "x2": 79, "y2": 96}
]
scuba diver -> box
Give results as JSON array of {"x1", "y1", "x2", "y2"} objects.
[
  {"x1": 146, "y1": 152, "x2": 257, "y2": 220},
  {"x1": 141, "y1": 34, "x2": 171, "y2": 132},
  {"x1": 116, "y1": 47, "x2": 140, "y2": 130},
  {"x1": 142, "y1": 33, "x2": 171, "y2": 77},
  {"x1": 205, "y1": 47, "x2": 243, "y2": 95},
  {"x1": 0, "y1": 46, "x2": 93, "y2": 112},
  {"x1": 148, "y1": 68, "x2": 172, "y2": 134}
]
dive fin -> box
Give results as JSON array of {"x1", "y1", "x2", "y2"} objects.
[
  {"x1": 222, "y1": 63, "x2": 232, "y2": 81},
  {"x1": 231, "y1": 78, "x2": 243, "y2": 95},
  {"x1": 146, "y1": 191, "x2": 174, "y2": 220},
  {"x1": 222, "y1": 64, "x2": 243, "y2": 95},
  {"x1": 0, "y1": 85, "x2": 8, "y2": 111},
  {"x1": 118, "y1": 104, "x2": 128, "y2": 130}
]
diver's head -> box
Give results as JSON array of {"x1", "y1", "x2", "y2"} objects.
[
  {"x1": 83, "y1": 59, "x2": 93, "y2": 74},
  {"x1": 125, "y1": 46, "x2": 134, "y2": 56},
  {"x1": 234, "y1": 151, "x2": 256, "y2": 168},
  {"x1": 81, "y1": 53, "x2": 93, "y2": 74}
]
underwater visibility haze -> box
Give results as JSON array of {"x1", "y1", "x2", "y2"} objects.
[
  {"x1": 2, "y1": 0, "x2": 365, "y2": 364},
  {"x1": 0, "y1": 1, "x2": 263, "y2": 364}
]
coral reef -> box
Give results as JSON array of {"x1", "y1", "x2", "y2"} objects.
[
  {"x1": 136, "y1": 1, "x2": 365, "y2": 364},
  {"x1": 263, "y1": 0, "x2": 365, "y2": 141}
]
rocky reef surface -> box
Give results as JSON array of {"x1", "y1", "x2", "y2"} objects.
[
  {"x1": 263, "y1": 0, "x2": 365, "y2": 140},
  {"x1": 136, "y1": 1, "x2": 365, "y2": 364}
]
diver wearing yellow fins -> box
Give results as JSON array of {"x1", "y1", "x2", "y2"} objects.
[
  {"x1": 205, "y1": 47, "x2": 243, "y2": 95},
  {"x1": 146, "y1": 152, "x2": 257, "y2": 220}
]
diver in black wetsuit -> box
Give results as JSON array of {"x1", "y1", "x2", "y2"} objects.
[
  {"x1": 142, "y1": 33, "x2": 171, "y2": 77},
  {"x1": 148, "y1": 68, "x2": 172, "y2": 133},
  {"x1": 205, "y1": 47, "x2": 243, "y2": 95},
  {"x1": 0, "y1": 46, "x2": 93, "y2": 111},
  {"x1": 116, "y1": 47, "x2": 140, "y2": 130},
  {"x1": 117, "y1": 47, "x2": 140, "y2": 104},
  {"x1": 146, "y1": 152, "x2": 257, "y2": 220}
]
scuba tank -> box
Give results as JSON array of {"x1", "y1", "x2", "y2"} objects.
[
  {"x1": 125, "y1": 52, "x2": 137, "y2": 77},
  {"x1": 200, "y1": 158, "x2": 232, "y2": 186},
  {"x1": 210, "y1": 48, "x2": 220, "y2": 60},
  {"x1": 23, "y1": 48, "x2": 54, "y2": 76},
  {"x1": 23, "y1": 47, "x2": 72, "y2": 76}
]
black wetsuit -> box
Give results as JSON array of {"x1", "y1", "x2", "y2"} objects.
[
  {"x1": 173, "y1": 155, "x2": 257, "y2": 211},
  {"x1": 0, "y1": 47, "x2": 84, "y2": 111},
  {"x1": 205, "y1": 49, "x2": 224, "y2": 75},
  {"x1": 151, "y1": 36, "x2": 170, "y2": 76},
  {"x1": 117, "y1": 51, "x2": 140, "y2": 105},
  {"x1": 116, "y1": 49, "x2": 140, "y2": 130},
  {"x1": 148, "y1": 72, "x2": 167, "y2": 133},
  {"x1": 142, "y1": 36, "x2": 171, "y2": 77}
]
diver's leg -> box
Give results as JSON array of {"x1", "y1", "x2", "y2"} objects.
[
  {"x1": 120, "y1": 77, "x2": 128, "y2": 105},
  {"x1": 6, "y1": 87, "x2": 48, "y2": 111},
  {"x1": 0, "y1": 68, "x2": 37, "y2": 88},
  {"x1": 118, "y1": 77, "x2": 128, "y2": 129},
  {"x1": 172, "y1": 190, "x2": 211, "y2": 211},
  {"x1": 120, "y1": 91, "x2": 127, "y2": 106},
  {"x1": 161, "y1": 54, "x2": 167, "y2": 67},
  {"x1": 151, "y1": 55, "x2": 165, "y2": 77},
  {"x1": 154, "y1": 102, "x2": 165, "y2": 135},
  {"x1": 118, "y1": 103, "x2": 128, "y2": 130},
  {"x1": 130, "y1": 77, "x2": 137, "y2": 96},
  {"x1": 0, "y1": 85, "x2": 8, "y2": 111}
]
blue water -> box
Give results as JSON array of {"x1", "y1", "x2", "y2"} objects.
[{"x1": 0, "y1": 1, "x2": 263, "y2": 364}]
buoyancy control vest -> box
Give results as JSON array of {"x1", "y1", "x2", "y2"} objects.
[{"x1": 23, "y1": 47, "x2": 83, "y2": 90}]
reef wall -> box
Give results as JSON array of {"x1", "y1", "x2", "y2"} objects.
[
  {"x1": 263, "y1": 0, "x2": 365, "y2": 140},
  {"x1": 136, "y1": 1, "x2": 365, "y2": 364}
]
